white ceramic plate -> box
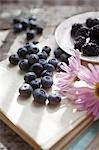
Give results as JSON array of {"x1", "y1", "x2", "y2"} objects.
[{"x1": 55, "y1": 12, "x2": 99, "y2": 63}]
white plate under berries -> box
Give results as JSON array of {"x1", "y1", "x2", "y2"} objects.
[{"x1": 55, "y1": 12, "x2": 99, "y2": 63}]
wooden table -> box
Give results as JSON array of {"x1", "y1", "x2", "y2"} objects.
[{"x1": 0, "y1": 4, "x2": 99, "y2": 150}]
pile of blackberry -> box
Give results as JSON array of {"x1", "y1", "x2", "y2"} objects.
[
  {"x1": 9, "y1": 21, "x2": 70, "y2": 105},
  {"x1": 71, "y1": 18, "x2": 99, "y2": 56}
]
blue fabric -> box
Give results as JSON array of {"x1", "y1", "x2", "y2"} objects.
[{"x1": 68, "y1": 121, "x2": 99, "y2": 150}]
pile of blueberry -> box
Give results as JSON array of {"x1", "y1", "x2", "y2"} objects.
[
  {"x1": 12, "y1": 16, "x2": 43, "y2": 41},
  {"x1": 9, "y1": 40, "x2": 70, "y2": 105},
  {"x1": 71, "y1": 18, "x2": 99, "y2": 56}
]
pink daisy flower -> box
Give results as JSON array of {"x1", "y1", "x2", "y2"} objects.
[
  {"x1": 75, "y1": 64, "x2": 99, "y2": 120},
  {"x1": 55, "y1": 49, "x2": 81, "y2": 97}
]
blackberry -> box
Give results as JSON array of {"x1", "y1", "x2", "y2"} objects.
[
  {"x1": 74, "y1": 36, "x2": 86, "y2": 51},
  {"x1": 90, "y1": 25, "x2": 99, "y2": 39},
  {"x1": 75, "y1": 26, "x2": 89, "y2": 38},
  {"x1": 71, "y1": 23, "x2": 82, "y2": 38},
  {"x1": 81, "y1": 42, "x2": 99, "y2": 56},
  {"x1": 86, "y1": 18, "x2": 99, "y2": 28}
]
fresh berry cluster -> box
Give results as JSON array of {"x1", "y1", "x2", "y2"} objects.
[
  {"x1": 71, "y1": 18, "x2": 99, "y2": 56},
  {"x1": 9, "y1": 41, "x2": 68, "y2": 104},
  {"x1": 12, "y1": 16, "x2": 43, "y2": 41}
]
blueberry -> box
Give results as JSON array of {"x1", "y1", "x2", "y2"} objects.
[
  {"x1": 12, "y1": 17, "x2": 21, "y2": 24},
  {"x1": 17, "y1": 47, "x2": 27, "y2": 58},
  {"x1": 13, "y1": 23, "x2": 23, "y2": 33},
  {"x1": 71, "y1": 23, "x2": 82, "y2": 38},
  {"x1": 48, "y1": 93, "x2": 61, "y2": 105},
  {"x1": 44, "y1": 63, "x2": 55, "y2": 72},
  {"x1": 19, "y1": 59, "x2": 30, "y2": 71},
  {"x1": 41, "y1": 70, "x2": 53, "y2": 77},
  {"x1": 42, "y1": 46, "x2": 51, "y2": 55},
  {"x1": 54, "y1": 47, "x2": 63, "y2": 58},
  {"x1": 81, "y1": 42, "x2": 99, "y2": 56},
  {"x1": 29, "y1": 20, "x2": 37, "y2": 30},
  {"x1": 33, "y1": 88, "x2": 47, "y2": 104},
  {"x1": 28, "y1": 54, "x2": 39, "y2": 65},
  {"x1": 75, "y1": 26, "x2": 89, "y2": 38},
  {"x1": 26, "y1": 30, "x2": 36, "y2": 41},
  {"x1": 25, "y1": 44, "x2": 39, "y2": 54},
  {"x1": 56, "y1": 62, "x2": 65, "y2": 72},
  {"x1": 86, "y1": 18, "x2": 99, "y2": 28},
  {"x1": 9, "y1": 54, "x2": 20, "y2": 65},
  {"x1": 28, "y1": 16, "x2": 37, "y2": 21},
  {"x1": 32, "y1": 41, "x2": 39, "y2": 45},
  {"x1": 60, "y1": 53, "x2": 69, "y2": 64},
  {"x1": 30, "y1": 79, "x2": 41, "y2": 90},
  {"x1": 48, "y1": 58, "x2": 59, "y2": 68},
  {"x1": 39, "y1": 59, "x2": 47, "y2": 66},
  {"x1": 19, "y1": 83, "x2": 32, "y2": 97},
  {"x1": 38, "y1": 51, "x2": 48, "y2": 60},
  {"x1": 36, "y1": 25, "x2": 43, "y2": 34},
  {"x1": 21, "y1": 19, "x2": 28, "y2": 30},
  {"x1": 29, "y1": 63, "x2": 43, "y2": 77},
  {"x1": 24, "y1": 72, "x2": 37, "y2": 83},
  {"x1": 41, "y1": 76, "x2": 53, "y2": 89}
]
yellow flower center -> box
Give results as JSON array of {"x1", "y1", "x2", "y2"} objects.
[{"x1": 95, "y1": 83, "x2": 99, "y2": 98}]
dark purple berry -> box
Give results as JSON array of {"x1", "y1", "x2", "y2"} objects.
[
  {"x1": 24, "y1": 72, "x2": 37, "y2": 83},
  {"x1": 41, "y1": 70, "x2": 53, "y2": 77},
  {"x1": 36, "y1": 25, "x2": 43, "y2": 34},
  {"x1": 32, "y1": 41, "x2": 39, "y2": 45},
  {"x1": 74, "y1": 36, "x2": 86, "y2": 51},
  {"x1": 42, "y1": 46, "x2": 51, "y2": 55},
  {"x1": 13, "y1": 23, "x2": 23, "y2": 33},
  {"x1": 60, "y1": 53, "x2": 69, "y2": 64},
  {"x1": 48, "y1": 58, "x2": 59, "y2": 68},
  {"x1": 86, "y1": 18, "x2": 99, "y2": 28},
  {"x1": 28, "y1": 16, "x2": 37, "y2": 21},
  {"x1": 48, "y1": 93, "x2": 61, "y2": 105},
  {"x1": 81, "y1": 42, "x2": 99, "y2": 56},
  {"x1": 44, "y1": 63, "x2": 55, "y2": 72},
  {"x1": 29, "y1": 20, "x2": 37, "y2": 30},
  {"x1": 9, "y1": 54, "x2": 20, "y2": 65},
  {"x1": 90, "y1": 25, "x2": 99, "y2": 39},
  {"x1": 26, "y1": 44, "x2": 39, "y2": 54},
  {"x1": 71, "y1": 23, "x2": 82, "y2": 38},
  {"x1": 75, "y1": 26, "x2": 89, "y2": 38},
  {"x1": 29, "y1": 63, "x2": 43, "y2": 77},
  {"x1": 41, "y1": 76, "x2": 53, "y2": 89},
  {"x1": 33, "y1": 88, "x2": 47, "y2": 104},
  {"x1": 54, "y1": 47, "x2": 63, "y2": 58},
  {"x1": 21, "y1": 19, "x2": 28, "y2": 30},
  {"x1": 19, "y1": 59, "x2": 30, "y2": 71},
  {"x1": 28, "y1": 54, "x2": 39, "y2": 65},
  {"x1": 39, "y1": 59, "x2": 47, "y2": 66},
  {"x1": 30, "y1": 79, "x2": 41, "y2": 90},
  {"x1": 19, "y1": 83, "x2": 32, "y2": 97},
  {"x1": 12, "y1": 17, "x2": 21, "y2": 24},
  {"x1": 17, "y1": 47, "x2": 27, "y2": 58},
  {"x1": 26, "y1": 30, "x2": 36, "y2": 40},
  {"x1": 38, "y1": 51, "x2": 48, "y2": 60}
]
